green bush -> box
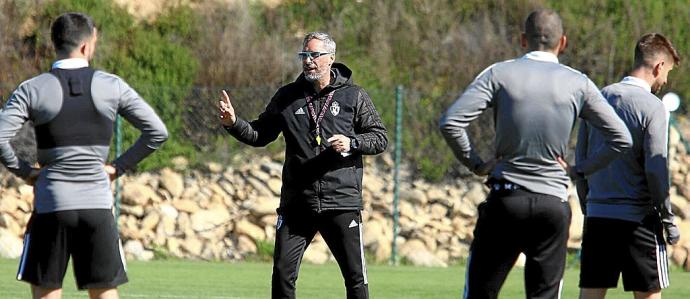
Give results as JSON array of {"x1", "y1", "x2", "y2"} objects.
[
  {"x1": 30, "y1": 0, "x2": 199, "y2": 171},
  {"x1": 9, "y1": 0, "x2": 690, "y2": 180}
]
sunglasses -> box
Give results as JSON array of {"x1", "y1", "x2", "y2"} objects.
[{"x1": 297, "y1": 51, "x2": 333, "y2": 60}]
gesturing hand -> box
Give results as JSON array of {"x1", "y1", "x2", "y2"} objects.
[
  {"x1": 327, "y1": 134, "x2": 351, "y2": 153},
  {"x1": 218, "y1": 90, "x2": 236, "y2": 127}
]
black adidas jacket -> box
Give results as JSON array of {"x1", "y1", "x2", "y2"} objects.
[{"x1": 225, "y1": 63, "x2": 388, "y2": 212}]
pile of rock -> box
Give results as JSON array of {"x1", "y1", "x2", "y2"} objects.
[
  {"x1": 2, "y1": 127, "x2": 690, "y2": 270},
  {"x1": 109, "y1": 156, "x2": 488, "y2": 267}
]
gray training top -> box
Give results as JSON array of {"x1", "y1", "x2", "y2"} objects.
[
  {"x1": 440, "y1": 51, "x2": 632, "y2": 200},
  {"x1": 0, "y1": 58, "x2": 168, "y2": 213},
  {"x1": 577, "y1": 76, "x2": 674, "y2": 223}
]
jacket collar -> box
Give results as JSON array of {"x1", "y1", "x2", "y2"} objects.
[
  {"x1": 523, "y1": 51, "x2": 559, "y2": 64},
  {"x1": 298, "y1": 62, "x2": 353, "y2": 95},
  {"x1": 52, "y1": 58, "x2": 89, "y2": 69},
  {"x1": 620, "y1": 76, "x2": 651, "y2": 93}
]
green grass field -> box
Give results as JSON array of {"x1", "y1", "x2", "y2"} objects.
[{"x1": 1, "y1": 258, "x2": 689, "y2": 298}]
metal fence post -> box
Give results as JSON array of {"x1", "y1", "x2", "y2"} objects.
[{"x1": 391, "y1": 85, "x2": 403, "y2": 265}]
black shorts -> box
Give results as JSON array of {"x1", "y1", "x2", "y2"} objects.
[
  {"x1": 579, "y1": 215, "x2": 669, "y2": 292},
  {"x1": 16, "y1": 209, "x2": 128, "y2": 289}
]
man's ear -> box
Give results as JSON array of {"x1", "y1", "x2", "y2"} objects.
[
  {"x1": 557, "y1": 35, "x2": 567, "y2": 54},
  {"x1": 78, "y1": 42, "x2": 88, "y2": 56},
  {"x1": 652, "y1": 60, "x2": 665, "y2": 77}
]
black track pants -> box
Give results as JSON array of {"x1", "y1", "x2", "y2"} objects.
[
  {"x1": 463, "y1": 188, "x2": 571, "y2": 299},
  {"x1": 272, "y1": 209, "x2": 368, "y2": 299}
]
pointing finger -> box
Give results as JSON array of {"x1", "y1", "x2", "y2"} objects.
[{"x1": 221, "y1": 90, "x2": 232, "y2": 105}]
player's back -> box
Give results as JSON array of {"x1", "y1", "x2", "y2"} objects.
[
  {"x1": 488, "y1": 54, "x2": 603, "y2": 199},
  {"x1": 583, "y1": 81, "x2": 667, "y2": 220},
  {"x1": 0, "y1": 63, "x2": 167, "y2": 213}
]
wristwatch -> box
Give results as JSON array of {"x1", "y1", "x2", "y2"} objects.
[{"x1": 350, "y1": 137, "x2": 359, "y2": 151}]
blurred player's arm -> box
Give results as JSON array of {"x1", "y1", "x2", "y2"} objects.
[
  {"x1": 440, "y1": 65, "x2": 497, "y2": 176},
  {"x1": 574, "y1": 121, "x2": 590, "y2": 214},
  {"x1": 111, "y1": 78, "x2": 169, "y2": 177},
  {"x1": 0, "y1": 82, "x2": 40, "y2": 182},
  {"x1": 644, "y1": 105, "x2": 678, "y2": 244},
  {"x1": 575, "y1": 79, "x2": 632, "y2": 175}
]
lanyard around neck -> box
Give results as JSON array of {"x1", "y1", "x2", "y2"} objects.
[{"x1": 305, "y1": 91, "x2": 336, "y2": 131}]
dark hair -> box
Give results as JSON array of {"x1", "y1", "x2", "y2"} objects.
[
  {"x1": 634, "y1": 33, "x2": 681, "y2": 68},
  {"x1": 524, "y1": 9, "x2": 563, "y2": 51},
  {"x1": 50, "y1": 12, "x2": 96, "y2": 55}
]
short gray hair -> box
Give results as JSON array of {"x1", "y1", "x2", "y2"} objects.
[{"x1": 302, "y1": 32, "x2": 336, "y2": 54}]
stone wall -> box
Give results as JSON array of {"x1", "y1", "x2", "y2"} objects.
[{"x1": 2, "y1": 127, "x2": 690, "y2": 269}]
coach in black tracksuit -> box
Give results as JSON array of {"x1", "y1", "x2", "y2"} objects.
[{"x1": 219, "y1": 32, "x2": 387, "y2": 299}]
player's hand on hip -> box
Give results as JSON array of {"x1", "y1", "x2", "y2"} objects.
[
  {"x1": 25, "y1": 167, "x2": 41, "y2": 186},
  {"x1": 327, "y1": 134, "x2": 350, "y2": 153},
  {"x1": 664, "y1": 222, "x2": 680, "y2": 245},
  {"x1": 218, "y1": 89, "x2": 237, "y2": 127},
  {"x1": 474, "y1": 158, "x2": 499, "y2": 176},
  {"x1": 104, "y1": 164, "x2": 117, "y2": 182},
  {"x1": 557, "y1": 156, "x2": 584, "y2": 181}
]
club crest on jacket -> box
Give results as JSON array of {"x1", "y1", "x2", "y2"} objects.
[{"x1": 330, "y1": 101, "x2": 340, "y2": 116}]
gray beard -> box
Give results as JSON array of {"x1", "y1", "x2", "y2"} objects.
[{"x1": 304, "y1": 72, "x2": 322, "y2": 82}]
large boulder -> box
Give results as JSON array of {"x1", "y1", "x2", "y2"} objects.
[
  {"x1": 235, "y1": 219, "x2": 266, "y2": 241},
  {"x1": 246, "y1": 177, "x2": 272, "y2": 197},
  {"x1": 267, "y1": 178, "x2": 282, "y2": 196},
  {"x1": 123, "y1": 240, "x2": 153, "y2": 261},
  {"x1": 0, "y1": 214, "x2": 22, "y2": 237},
  {"x1": 260, "y1": 161, "x2": 283, "y2": 177},
  {"x1": 399, "y1": 188, "x2": 428, "y2": 206},
  {"x1": 244, "y1": 196, "x2": 279, "y2": 216},
  {"x1": 236, "y1": 235, "x2": 257, "y2": 255},
  {"x1": 171, "y1": 156, "x2": 189, "y2": 171},
  {"x1": 303, "y1": 240, "x2": 330, "y2": 264},
  {"x1": 464, "y1": 183, "x2": 487, "y2": 206},
  {"x1": 173, "y1": 199, "x2": 200, "y2": 213},
  {"x1": 191, "y1": 207, "x2": 231, "y2": 232},
  {"x1": 121, "y1": 182, "x2": 159, "y2": 205},
  {"x1": 0, "y1": 228, "x2": 23, "y2": 258},
  {"x1": 206, "y1": 162, "x2": 224, "y2": 174},
  {"x1": 0, "y1": 194, "x2": 18, "y2": 213},
  {"x1": 159, "y1": 168, "x2": 184, "y2": 198},
  {"x1": 181, "y1": 236, "x2": 203, "y2": 257},
  {"x1": 140, "y1": 212, "x2": 161, "y2": 232},
  {"x1": 403, "y1": 248, "x2": 448, "y2": 267},
  {"x1": 426, "y1": 188, "x2": 450, "y2": 206}
]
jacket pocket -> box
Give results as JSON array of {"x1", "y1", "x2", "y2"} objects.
[{"x1": 321, "y1": 165, "x2": 361, "y2": 208}]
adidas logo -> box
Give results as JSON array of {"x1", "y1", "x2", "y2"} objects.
[
  {"x1": 348, "y1": 220, "x2": 358, "y2": 228},
  {"x1": 294, "y1": 107, "x2": 306, "y2": 115}
]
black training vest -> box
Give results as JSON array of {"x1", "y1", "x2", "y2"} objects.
[{"x1": 34, "y1": 68, "x2": 113, "y2": 149}]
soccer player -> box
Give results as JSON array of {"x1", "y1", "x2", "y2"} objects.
[
  {"x1": 0, "y1": 12, "x2": 168, "y2": 299},
  {"x1": 218, "y1": 32, "x2": 387, "y2": 299},
  {"x1": 577, "y1": 33, "x2": 681, "y2": 299},
  {"x1": 440, "y1": 9, "x2": 633, "y2": 299}
]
